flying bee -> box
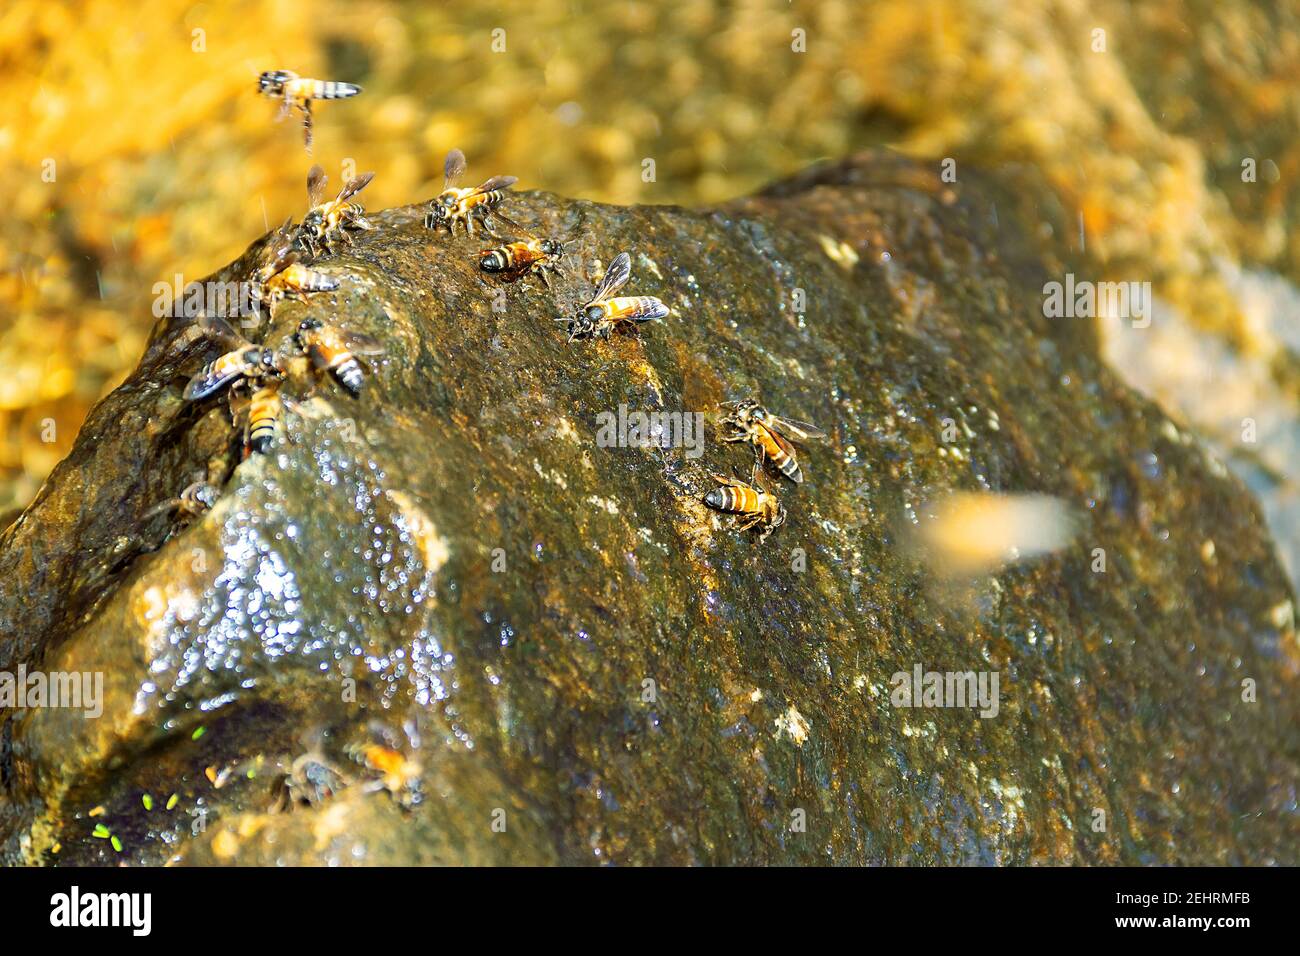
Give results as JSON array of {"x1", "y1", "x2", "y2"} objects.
[
  {"x1": 478, "y1": 217, "x2": 574, "y2": 287},
  {"x1": 703, "y1": 468, "x2": 786, "y2": 543},
  {"x1": 424, "y1": 149, "x2": 517, "y2": 237},
  {"x1": 557, "y1": 251, "x2": 670, "y2": 341},
  {"x1": 295, "y1": 318, "x2": 385, "y2": 395},
  {"x1": 258, "y1": 69, "x2": 361, "y2": 153},
  {"x1": 182, "y1": 316, "x2": 282, "y2": 401},
  {"x1": 719, "y1": 399, "x2": 826, "y2": 484},
  {"x1": 142, "y1": 480, "x2": 220, "y2": 522},
  {"x1": 298, "y1": 165, "x2": 375, "y2": 257}
]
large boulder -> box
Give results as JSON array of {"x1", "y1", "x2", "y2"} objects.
[{"x1": 0, "y1": 153, "x2": 1295, "y2": 865}]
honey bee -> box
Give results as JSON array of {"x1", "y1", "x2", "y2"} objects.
[
  {"x1": 258, "y1": 70, "x2": 361, "y2": 153},
  {"x1": 224, "y1": 380, "x2": 289, "y2": 456},
  {"x1": 255, "y1": 251, "x2": 341, "y2": 319},
  {"x1": 719, "y1": 399, "x2": 826, "y2": 484},
  {"x1": 182, "y1": 316, "x2": 281, "y2": 401},
  {"x1": 478, "y1": 216, "x2": 573, "y2": 287},
  {"x1": 557, "y1": 251, "x2": 669, "y2": 341},
  {"x1": 424, "y1": 148, "x2": 517, "y2": 237},
  {"x1": 299, "y1": 165, "x2": 375, "y2": 257},
  {"x1": 295, "y1": 318, "x2": 385, "y2": 395},
  {"x1": 142, "y1": 480, "x2": 220, "y2": 522},
  {"x1": 703, "y1": 468, "x2": 787, "y2": 543},
  {"x1": 351, "y1": 743, "x2": 422, "y2": 809}
]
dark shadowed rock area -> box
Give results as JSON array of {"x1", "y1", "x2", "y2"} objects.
[{"x1": 0, "y1": 151, "x2": 1296, "y2": 865}]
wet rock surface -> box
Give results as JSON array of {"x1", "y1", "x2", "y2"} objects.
[{"x1": 0, "y1": 152, "x2": 1296, "y2": 865}]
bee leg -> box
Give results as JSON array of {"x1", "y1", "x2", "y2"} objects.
[
  {"x1": 301, "y1": 101, "x2": 314, "y2": 153},
  {"x1": 465, "y1": 215, "x2": 475, "y2": 239},
  {"x1": 536, "y1": 266, "x2": 551, "y2": 289},
  {"x1": 275, "y1": 95, "x2": 292, "y2": 123}
]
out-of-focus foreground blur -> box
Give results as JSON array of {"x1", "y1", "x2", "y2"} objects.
[{"x1": 4, "y1": 0, "x2": 1300, "y2": 575}]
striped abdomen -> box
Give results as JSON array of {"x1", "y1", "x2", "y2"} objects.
[
  {"x1": 294, "y1": 79, "x2": 361, "y2": 100},
  {"x1": 332, "y1": 357, "x2": 364, "y2": 394},
  {"x1": 275, "y1": 264, "x2": 339, "y2": 294},
  {"x1": 601, "y1": 296, "x2": 669, "y2": 323},
  {"x1": 481, "y1": 242, "x2": 538, "y2": 272},
  {"x1": 705, "y1": 485, "x2": 763, "y2": 515},
  {"x1": 461, "y1": 189, "x2": 507, "y2": 212},
  {"x1": 757, "y1": 426, "x2": 801, "y2": 482},
  {"x1": 248, "y1": 387, "x2": 282, "y2": 453},
  {"x1": 309, "y1": 342, "x2": 364, "y2": 393}
]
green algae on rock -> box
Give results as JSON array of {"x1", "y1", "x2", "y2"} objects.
[{"x1": 0, "y1": 152, "x2": 1296, "y2": 865}]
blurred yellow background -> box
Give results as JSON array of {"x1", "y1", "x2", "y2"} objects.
[{"x1": 2, "y1": 0, "x2": 1297, "y2": 518}]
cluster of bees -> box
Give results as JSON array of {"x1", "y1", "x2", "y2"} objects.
[
  {"x1": 153, "y1": 71, "x2": 827, "y2": 545},
  {"x1": 135, "y1": 69, "x2": 839, "y2": 825}
]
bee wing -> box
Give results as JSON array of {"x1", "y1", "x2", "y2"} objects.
[
  {"x1": 183, "y1": 351, "x2": 246, "y2": 400},
  {"x1": 443, "y1": 149, "x2": 467, "y2": 190},
  {"x1": 307, "y1": 164, "x2": 328, "y2": 206},
  {"x1": 270, "y1": 214, "x2": 296, "y2": 243},
  {"x1": 337, "y1": 171, "x2": 375, "y2": 203},
  {"x1": 263, "y1": 223, "x2": 302, "y2": 275},
  {"x1": 468, "y1": 175, "x2": 516, "y2": 197},
  {"x1": 590, "y1": 251, "x2": 631, "y2": 303},
  {"x1": 197, "y1": 314, "x2": 250, "y2": 350},
  {"x1": 487, "y1": 210, "x2": 529, "y2": 239},
  {"x1": 341, "y1": 330, "x2": 386, "y2": 356},
  {"x1": 632, "y1": 297, "x2": 670, "y2": 321},
  {"x1": 769, "y1": 415, "x2": 827, "y2": 442}
]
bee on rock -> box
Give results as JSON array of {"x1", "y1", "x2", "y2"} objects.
[
  {"x1": 254, "y1": 247, "x2": 341, "y2": 319},
  {"x1": 295, "y1": 318, "x2": 385, "y2": 395},
  {"x1": 478, "y1": 215, "x2": 574, "y2": 287},
  {"x1": 257, "y1": 70, "x2": 361, "y2": 153},
  {"x1": 298, "y1": 165, "x2": 375, "y2": 257},
  {"x1": 227, "y1": 380, "x2": 289, "y2": 456},
  {"x1": 351, "y1": 742, "x2": 422, "y2": 809},
  {"x1": 703, "y1": 467, "x2": 787, "y2": 543},
  {"x1": 182, "y1": 316, "x2": 282, "y2": 401},
  {"x1": 719, "y1": 399, "x2": 826, "y2": 484},
  {"x1": 557, "y1": 251, "x2": 669, "y2": 341},
  {"x1": 424, "y1": 148, "x2": 517, "y2": 237}
]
